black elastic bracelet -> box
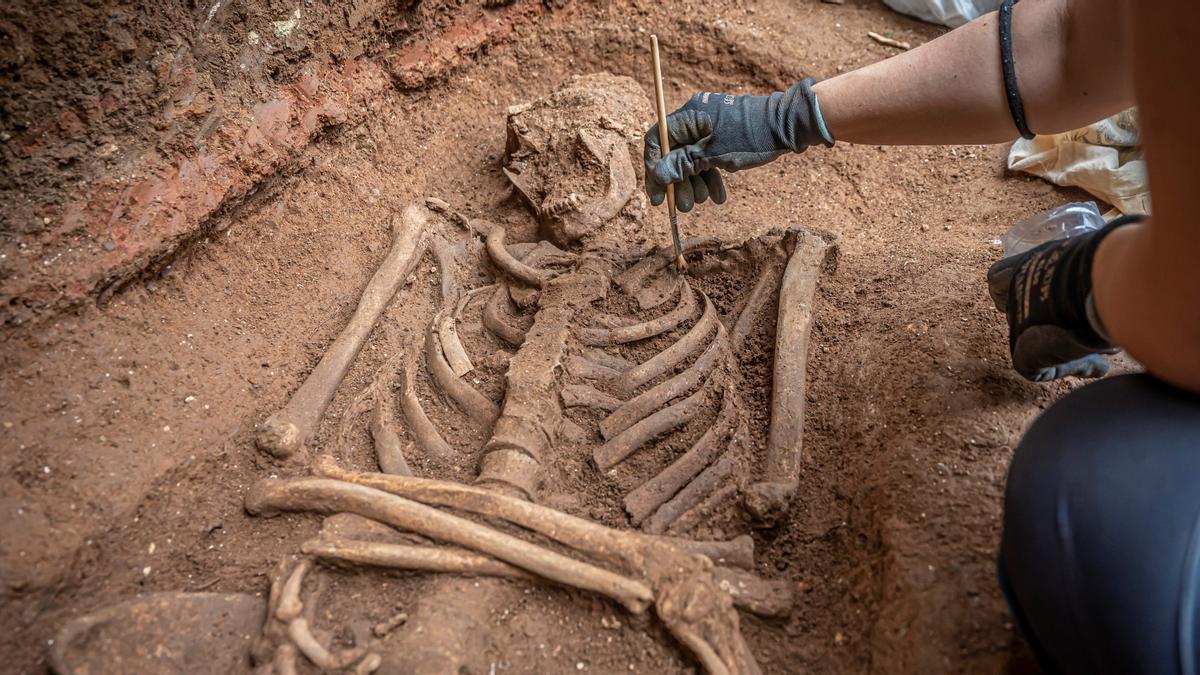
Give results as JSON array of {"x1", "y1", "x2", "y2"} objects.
[{"x1": 999, "y1": 0, "x2": 1035, "y2": 140}]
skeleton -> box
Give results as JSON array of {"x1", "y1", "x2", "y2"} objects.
[{"x1": 244, "y1": 74, "x2": 837, "y2": 674}]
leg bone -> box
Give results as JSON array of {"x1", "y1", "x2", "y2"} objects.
[
  {"x1": 245, "y1": 477, "x2": 653, "y2": 614},
  {"x1": 713, "y1": 567, "x2": 794, "y2": 619},
  {"x1": 301, "y1": 537, "x2": 532, "y2": 579}
]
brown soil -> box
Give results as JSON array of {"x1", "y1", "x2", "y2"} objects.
[{"x1": 1, "y1": 0, "x2": 1119, "y2": 672}]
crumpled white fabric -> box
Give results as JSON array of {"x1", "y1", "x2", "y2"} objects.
[
  {"x1": 1007, "y1": 108, "x2": 1150, "y2": 216},
  {"x1": 882, "y1": 0, "x2": 1001, "y2": 27}
]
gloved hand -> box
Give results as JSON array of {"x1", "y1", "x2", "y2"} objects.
[
  {"x1": 643, "y1": 77, "x2": 834, "y2": 212},
  {"x1": 986, "y1": 215, "x2": 1142, "y2": 381}
]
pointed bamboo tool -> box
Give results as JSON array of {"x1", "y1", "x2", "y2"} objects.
[{"x1": 651, "y1": 35, "x2": 687, "y2": 272}]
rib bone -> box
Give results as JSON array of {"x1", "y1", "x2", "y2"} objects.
[
  {"x1": 614, "y1": 292, "x2": 719, "y2": 396},
  {"x1": 593, "y1": 382, "x2": 709, "y2": 472},
  {"x1": 397, "y1": 348, "x2": 454, "y2": 460},
  {"x1": 486, "y1": 225, "x2": 547, "y2": 288},
  {"x1": 601, "y1": 321, "x2": 726, "y2": 440},
  {"x1": 645, "y1": 452, "x2": 738, "y2": 535},
  {"x1": 578, "y1": 281, "x2": 696, "y2": 346},
  {"x1": 668, "y1": 483, "x2": 739, "y2": 536},
  {"x1": 615, "y1": 237, "x2": 723, "y2": 301},
  {"x1": 424, "y1": 316, "x2": 499, "y2": 427},
  {"x1": 288, "y1": 618, "x2": 369, "y2": 670},
  {"x1": 482, "y1": 283, "x2": 527, "y2": 346},
  {"x1": 624, "y1": 389, "x2": 739, "y2": 525},
  {"x1": 564, "y1": 355, "x2": 622, "y2": 381},
  {"x1": 561, "y1": 384, "x2": 622, "y2": 412},
  {"x1": 369, "y1": 392, "x2": 411, "y2": 476},
  {"x1": 429, "y1": 237, "x2": 475, "y2": 379},
  {"x1": 257, "y1": 205, "x2": 429, "y2": 458}
]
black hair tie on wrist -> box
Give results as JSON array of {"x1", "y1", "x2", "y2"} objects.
[{"x1": 999, "y1": 0, "x2": 1036, "y2": 140}]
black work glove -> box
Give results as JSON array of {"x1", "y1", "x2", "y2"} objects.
[
  {"x1": 986, "y1": 215, "x2": 1141, "y2": 381},
  {"x1": 644, "y1": 77, "x2": 834, "y2": 212}
]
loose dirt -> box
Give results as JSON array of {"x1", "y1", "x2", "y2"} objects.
[{"x1": 1, "y1": 0, "x2": 1119, "y2": 672}]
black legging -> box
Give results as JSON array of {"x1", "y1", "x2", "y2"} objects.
[{"x1": 1000, "y1": 374, "x2": 1200, "y2": 674}]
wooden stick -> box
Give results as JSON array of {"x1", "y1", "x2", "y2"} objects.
[{"x1": 651, "y1": 35, "x2": 687, "y2": 272}]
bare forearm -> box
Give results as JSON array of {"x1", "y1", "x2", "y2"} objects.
[{"x1": 813, "y1": 0, "x2": 1135, "y2": 145}]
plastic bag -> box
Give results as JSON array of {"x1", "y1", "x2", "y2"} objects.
[
  {"x1": 1002, "y1": 201, "x2": 1103, "y2": 257},
  {"x1": 1007, "y1": 108, "x2": 1150, "y2": 216},
  {"x1": 882, "y1": 0, "x2": 1001, "y2": 27}
]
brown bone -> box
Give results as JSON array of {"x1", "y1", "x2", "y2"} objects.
[
  {"x1": 615, "y1": 237, "x2": 723, "y2": 302},
  {"x1": 485, "y1": 225, "x2": 547, "y2": 288},
  {"x1": 593, "y1": 382, "x2": 710, "y2": 472},
  {"x1": 601, "y1": 322, "x2": 726, "y2": 440},
  {"x1": 245, "y1": 477, "x2": 654, "y2": 614},
  {"x1": 561, "y1": 383, "x2": 622, "y2": 412},
  {"x1": 482, "y1": 283, "x2": 527, "y2": 346},
  {"x1": 369, "y1": 393, "x2": 412, "y2": 476},
  {"x1": 424, "y1": 315, "x2": 499, "y2": 427},
  {"x1": 564, "y1": 355, "x2": 621, "y2": 381},
  {"x1": 669, "y1": 483, "x2": 740, "y2": 536},
  {"x1": 308, "y1": 465, "x2": 761, "y2": 674},
  {"x1": 578, "y1": 281, "x2": 696, "y2": 346},
  {"x1": 744, "y1": 230, "x2": 835, "y2": 526},
  {"x1": 301, "y1": 537, "x2": 532, "y2": 579},
  {"x1": 624, "y1": 389, "x2": 739, "y2": 525},
  {"x1": 645, "y1": 452, "x2": 738, "y2": 535},
  {"x1": 256, "y1": 204, "x2": 429, "y2": 458},
  {"x1": 397, "y1": 348, "x2": 454, "y2": 460},
  {"x1": 431, "y1": 237, "x2": 475, "y2": 376},
  {"x1": 614, "y1": 292, "x2": 719, "y2": 396}
]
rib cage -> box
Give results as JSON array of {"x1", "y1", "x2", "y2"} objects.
[{"x1": 395, "y1": 225, "x2": 804, "y2": 538}]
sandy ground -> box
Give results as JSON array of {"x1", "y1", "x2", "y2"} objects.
[{"x1": 0, "y1": 0, "x2": 1114, "y2": 672}]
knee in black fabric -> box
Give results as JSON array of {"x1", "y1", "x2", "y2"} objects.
[{"x1": 1000, "y1": 374, "x2": 1200, "y2": 675}]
